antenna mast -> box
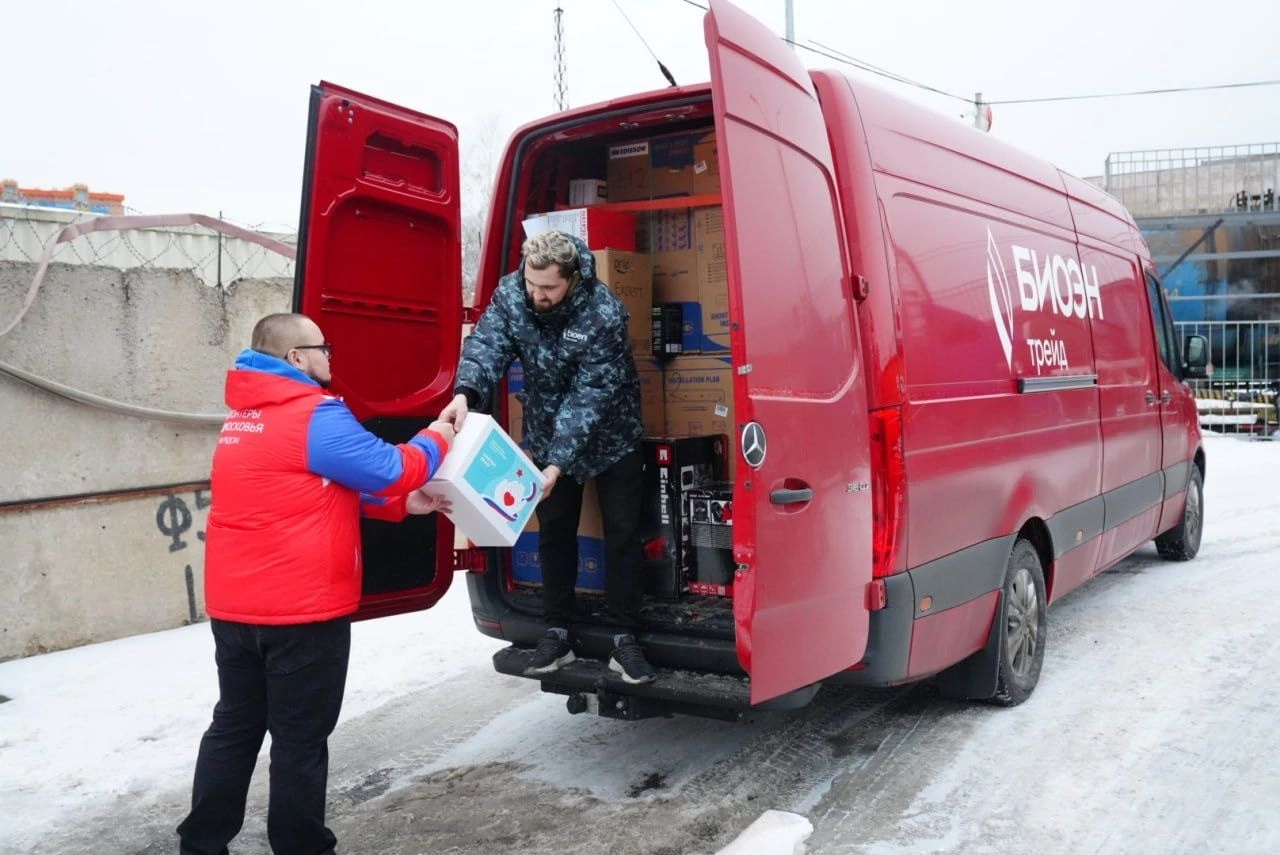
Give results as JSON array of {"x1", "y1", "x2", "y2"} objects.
[{"x1": 554, "y1": 6, "x2": 568, "y2": 111}]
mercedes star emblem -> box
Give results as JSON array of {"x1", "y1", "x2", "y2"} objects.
[{"x1": 741, "y1": 421, "x2": 767, "y2": 469}]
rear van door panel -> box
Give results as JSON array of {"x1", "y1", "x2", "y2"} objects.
[
  {"x1": 295, "y1": 81, "x2": 463, "y2": 619},
  {"x1": 706, "y1": 0, "x2": 873, "y2": 703}
]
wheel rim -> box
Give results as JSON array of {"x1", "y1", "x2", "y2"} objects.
[
  {"x1": 1006, "y1": 567, "x2": 1040, "y2": 677},
  {"x1": 1184, "y1": 477, "x2": 1202, "y2": 549}
]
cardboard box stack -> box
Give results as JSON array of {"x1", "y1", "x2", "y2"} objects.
[{"x1": 510, "y1": 124, "x2": 738, "y2": 596}]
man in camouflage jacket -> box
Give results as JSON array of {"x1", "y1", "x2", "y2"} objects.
[{"x1": 439, "y1": 230, "x2": 655, "y2": 684}]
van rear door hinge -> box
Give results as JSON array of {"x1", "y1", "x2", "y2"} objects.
[
  {"x1": 852, "y1": 275, "x2": 870, "y2": 302},
  {"x1": 462, "y1": 306, "x2": 480, "y2": 326}
]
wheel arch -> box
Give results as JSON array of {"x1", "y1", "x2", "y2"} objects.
[{"x1": 1017, "y1": 517, "x2": 1055, "y2": 600}]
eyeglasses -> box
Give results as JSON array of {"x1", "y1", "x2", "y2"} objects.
[{"x1": 293, "y1": 343, "x2": 333, "y2": 358}]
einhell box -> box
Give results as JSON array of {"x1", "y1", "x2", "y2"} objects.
[
  {"x1": 525, "y1": 207, "x2": 636, "y2": 251},
  {"x1": 512, "y1": 479, "x2": 606, "y2": 593},
  {"x1": 640, "y1": 435, "x2": 729, "y2": 597},
  {"x1": 687, "y1": 483, "x2": 735, "y2": 597},
  {"x1": 569, "y1": 178, "x2": 608, "y2": 206},
  {"x1": 606, "y1": 140, "x2": 651, "y2": 202},
  {"x1": 420, "y1": 413, "x2": 545, "y2": 547},
  {"x1": 594, "y1": 249, "x2": 653, "y2": 357}
]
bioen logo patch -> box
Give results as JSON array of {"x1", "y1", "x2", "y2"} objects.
[
  {"x1": 985, "y1": 227, "x2": 1105, "y2": 370},
  {"x1": 609, "y1": 141, "x2": 649, "y2": 159}
]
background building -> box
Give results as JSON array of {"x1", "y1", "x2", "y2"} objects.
[{"x1": 1, "y1": 180, "x2": 125, "y2": 215}]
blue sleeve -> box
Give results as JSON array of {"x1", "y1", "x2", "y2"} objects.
[{"x1": 306, "y1": 399, "x2": 444, "y2": 494}]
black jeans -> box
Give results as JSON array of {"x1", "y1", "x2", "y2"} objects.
[
  {"x1": 177, "y1": 617, "x2": 351, "y2": 855},
  {"x1": 537, "y1": 448, "x2": 644, "y2": 633}
]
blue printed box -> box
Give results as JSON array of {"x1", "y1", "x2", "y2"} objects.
[{"x1": 511, "y1": 531, "x2": 607, "y2": 593}]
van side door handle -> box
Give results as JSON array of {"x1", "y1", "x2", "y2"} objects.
[
  {"x1": 1145, "y1": 390, "x2": 1158, "y2": 405},
  {"x1": 770, "y1": 488, "x2": 813, "y2": 505},
  {"x1": 1160, "y1": 391, "x2": 1172, "y2": 403}
]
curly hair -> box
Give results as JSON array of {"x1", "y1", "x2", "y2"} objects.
[{"x1": 521, "y1": 230, "x2": 579, "y2": 281}]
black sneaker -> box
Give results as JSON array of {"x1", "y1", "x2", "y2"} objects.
[
  {"x1": 608, "y1": 634, "x2": 656, "y2": 685},
  {"x1": 524, "y1": 629, "x2": 575, "y2": 675}
]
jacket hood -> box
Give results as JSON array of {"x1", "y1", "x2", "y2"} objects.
[
  {"x1": 224, "y1": 349, "x2": 324, "y2": 410},
  {"x1": 565, "y1": 233, "x2": 597, "y2": 283}
]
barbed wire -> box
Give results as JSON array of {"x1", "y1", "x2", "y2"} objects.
[
  {"x1": 0, "y1": 205, "x2": 296, "y2": 287},
  {"x1": 0, "y1": 207, "x2": 297, "y2": 423}
]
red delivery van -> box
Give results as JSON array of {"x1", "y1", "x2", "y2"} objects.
[{"x1": 293, "y1": 0, "x2": 1210, "y2": 721}]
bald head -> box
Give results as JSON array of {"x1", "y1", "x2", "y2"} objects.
[
  {"x1": 251, "y1": 313, "x2": 317, "y2": 359},
  {"x1": 249, "y1": 312, "x2": 332, "y2": 388}
]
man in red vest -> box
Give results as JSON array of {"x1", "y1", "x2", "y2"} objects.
[{"x1": 178, "y1": 313, "x2": 453, "y2": 855}]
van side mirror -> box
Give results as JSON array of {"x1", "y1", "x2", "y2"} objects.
[{"x1": 1183, "y1": 334, "x2": 1209, "y2": 379}]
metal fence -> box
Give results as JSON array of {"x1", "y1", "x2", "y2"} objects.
[
  {"x1": 1105, "y1": 143, "x2": 1280, "y2": 217},
  {"x1": 1177, "y1": 319, "x2": 1279, "y2": 437}
]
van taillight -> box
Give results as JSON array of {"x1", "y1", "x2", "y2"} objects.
[{"x1": 869, "y1": 407, "x2": 906, "y2": 578}]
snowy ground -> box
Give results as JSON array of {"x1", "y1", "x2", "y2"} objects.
[{"x1": 2, "y1": 433, "x2": 1277, "y2": 854}]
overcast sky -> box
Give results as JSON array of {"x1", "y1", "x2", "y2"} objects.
[{"x1": 5, "y1": 0, "x2": 1277, "y2": 230}]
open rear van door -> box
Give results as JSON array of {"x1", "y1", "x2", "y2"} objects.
[
  {"x1": 705, "y1": 1, "x2": 874, "y2": 703},
  {"x1": 294, "y1": 82, "x2": 463, "y2": 620}
]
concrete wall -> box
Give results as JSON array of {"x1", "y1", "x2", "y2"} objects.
[{"x1": 0, "y1": 259, "x2": 290, "y2": 659}]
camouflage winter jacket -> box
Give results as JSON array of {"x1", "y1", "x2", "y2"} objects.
[{"x1": 454, "y1": 236, "x2": 643, "y2": 482}]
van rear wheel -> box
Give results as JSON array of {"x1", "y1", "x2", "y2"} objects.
[
  {"x1": 1155, "y1": 465, "x2": 1203, "y2": 561},
  {"x1": 992, "y1": 539, "x2": 1047, "y2": 707}
]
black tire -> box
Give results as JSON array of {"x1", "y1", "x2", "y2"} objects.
[
  {"x1": 991, "y1": 538, "x2": 1047, "y2": 707},
  {"x1": 1155, "y1": 465, "x2": 1204, "y2": 561}
]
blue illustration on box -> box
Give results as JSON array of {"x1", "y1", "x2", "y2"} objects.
[{"x1": 463, "y1": 428, "x2": 541, "y2": 528}]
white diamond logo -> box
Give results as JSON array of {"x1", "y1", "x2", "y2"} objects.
[{"x1": 986, "y1": 228, "x2": 1015, "y2": 370}]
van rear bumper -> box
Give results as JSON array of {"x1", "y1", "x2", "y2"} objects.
[{"x1": 841, "y1": 572, "x2": 915, "y2": 685}]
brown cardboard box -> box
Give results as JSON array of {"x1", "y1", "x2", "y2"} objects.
[
  {"x1": 652, "y1": 250, "x2": 700, "y2": 303},
  {"x1": 695, "y1": 206, "x2": 729, "y2": 351},
  {"x1": 663, "y1": 355, "x2": 736, "y2": 477},
  {"x1": 639, "y1": 209, "x2": 700, "y2": 303},
  {"x1": 636, "y1": 359, "x2": 665, "y2": 435},
  {"x1": 663, "y1": 355, "x2": 734, "y2": 437},
  {"x1": 637, "y1": 208, "x2": 694, "y2": 254},
  {"x1": 649, "y1": 131, "x2": 697, "y2": 199},
  {"x1": 606, "y1": 140, "x2": 651, "y2": 203},
  {"x1": 650, "y1": 129, "x2": 717, "y2": 199},
  {"x1": 692, "y1": 132, "x2": 720, "y2": 196},
  {"x1": 594, "y1": 249, "x2": 653, "y2": 357}
]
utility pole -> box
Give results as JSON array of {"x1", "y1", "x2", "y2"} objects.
[
  {"x1": 973, "y1": 92, "x2": 991, "y2": 132},
  {"x1": 785, "y1": 0, "x2": 795, "y2": 51},
  {"x1": 554, "y1": 6, "x2": 568, "y2": 111}
]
